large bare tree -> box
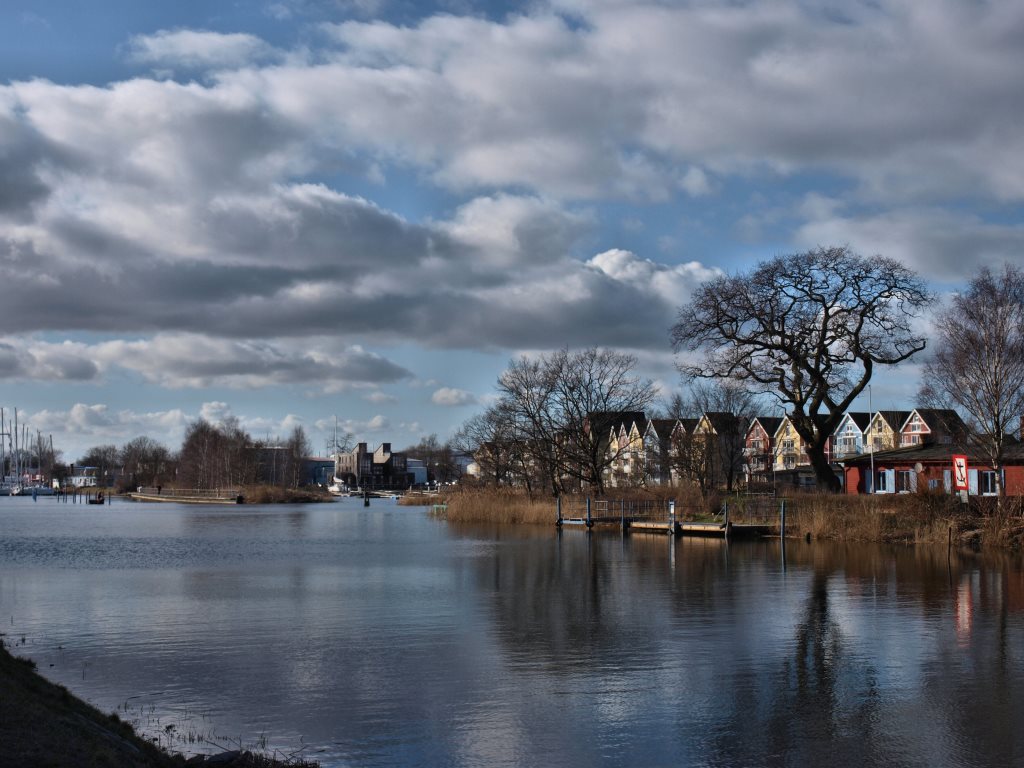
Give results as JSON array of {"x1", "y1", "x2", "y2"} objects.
[
  {"x1": 496, "y1": 347, "x2": 657, "y2": 495},
  {"x1": 920, "y1": 264, "x2": 1024, "y2": 497},
  {"x1": 687, "y1": 380, "x2": 760, "y2": 493},
  {"x1": 671, "y1": 247, "x2": 931, "y2": 491}
]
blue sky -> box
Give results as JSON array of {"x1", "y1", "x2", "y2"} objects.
[{"x1": 2, "y1": 0, "x2": 1023, "y2": 461}]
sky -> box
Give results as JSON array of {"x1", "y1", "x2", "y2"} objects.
[{"x1": 1, "y1": 0, "x2": 1023, "y2": 462}]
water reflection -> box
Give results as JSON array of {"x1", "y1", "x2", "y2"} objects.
[{"x1": 1, "y1": 499, "x2": 1023, "y2": 767}]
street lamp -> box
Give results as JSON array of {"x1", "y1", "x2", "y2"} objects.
[{"x1": 868, "y1": 384, "x2": 875, "y2": 495}]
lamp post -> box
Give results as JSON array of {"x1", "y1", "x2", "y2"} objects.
[{"x1": 868, "y1": 384, "x2": 875, "y2": 495}]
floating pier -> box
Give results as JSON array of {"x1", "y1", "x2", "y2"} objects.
[
  {"x1": 556, "y1": 497, "x2": 785, "y2": 539},
  {"x1": 129, "y1": 487, "x2": 244, "y2": 505}
]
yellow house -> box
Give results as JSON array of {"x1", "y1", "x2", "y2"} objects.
[
  {"x1": 622, "y1": 419, "x2": 646, "y2": 484},
  {"x1": 864, "y1": 411, "x2": 910, "y2": 453},
  {"x1": 606, "y1": 417, "x2": 648, "y2": 487},
  {"x1": 773, "y1": 418, "x2": 805, "y2": 471}
]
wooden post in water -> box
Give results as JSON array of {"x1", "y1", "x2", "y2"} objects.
[
  {"x1": 780, "y1": 499, "x2": 787, "y2": 539},
  {"x1": 620, "y1": 498, "x2": 625, "y2": 532},
  {"x1": 586, "y1": 497, "x2": 593, "y2": 528},
  {"x1": 723, "y1": 500, "x2": 729, "y2": 529},
  {"x1": 668, "y1": 499, "x2": 676, "y2": 535},
  {"x1": 556, "y1": 496, "x2": 563, "y2": 527},
  {"x1": 363, "y1": 490, "x2": 370, "y2": 507}
]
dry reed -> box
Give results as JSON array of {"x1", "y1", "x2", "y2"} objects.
[
  {"x1": 432, "y1": 487, "x2": 554, "y2": 525},
  {"x1": 428, "y1": 485, "x2": 1024, "y2": 549}
]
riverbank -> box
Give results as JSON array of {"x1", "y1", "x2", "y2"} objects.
[
  {"x1": 126, "y1": 485, "x2": 333, "y2": 505},
  {"x1": 428, "y1": 486, "x2": 1024, "y2": 549},
  {"x1": 0, "y1": 642, "x2": 319, "y2": 767}
]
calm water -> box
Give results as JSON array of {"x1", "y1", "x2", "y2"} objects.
[{"x1": 2, "y1": 496, "x2": 1023, "y2": 767}]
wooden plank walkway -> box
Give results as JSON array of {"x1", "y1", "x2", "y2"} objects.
[
  {"x1": 556, "y1": 497, "x2": 784, "y2": 539},
  {"x1": 129, "y1": 487, "x2": 243, "y2": 505}
]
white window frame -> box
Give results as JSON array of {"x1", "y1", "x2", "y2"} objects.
[{"x1": 979, "y1": 470, "x2": 998, "y2": 496}]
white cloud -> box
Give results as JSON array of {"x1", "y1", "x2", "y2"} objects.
[
  {"x1": 363, "y1": 391, "x2": 399, "y2": 404},
  {"x1": 339, "y1": 414, "x2": 390, "y2": 435},
  {"x1": 0, "y1": 335, "x2": 413, "y2": 390},
  {"x1": 794, "y1": 208, "x2": 1024, "y2": 284},
  {"x1": 431, "y1": 387, "x2": 478, "y2": 406},
  {"x1": 27, "y1": 404, "x2": 190, "y2": 458},
  {"x1": 126, "y1": 29, "x2": 283, "y2": 71},
  {"x1": 587, "y1": 249, "x2": 721, "y2": 307},
  {"x1": 0, "y1": 0, "x2": 1020, "y2": 406}
]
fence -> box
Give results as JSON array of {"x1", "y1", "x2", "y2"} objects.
[{"x1": 556, "y1": 494, "x2": 788, "y2": 537}]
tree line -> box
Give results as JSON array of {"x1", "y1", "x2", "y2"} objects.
[
  {"x1": 73, "y1": 418, "x2": 313, "y2": 491},
  {"x1": 458, "y1": 247, "x2": 1024, "y2": 497}
]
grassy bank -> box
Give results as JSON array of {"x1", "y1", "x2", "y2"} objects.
[
  {"x1": 782, "y1": 493, "x2": 1024, "y2": 549},
  {"x1": 0, "y1": 641, "x2": 319, "y2": 767},
  {"x1": 239, "y1": 485, "x2": 333, "y2": 504},
  {"x1": 428, "y1": 487, "x2": 554, "y2": 524},
  {"x1": 425, "y1": 486, "x2": 1024, "y2": 549}
]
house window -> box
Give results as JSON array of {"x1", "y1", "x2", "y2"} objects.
[
  {"x1": 980, "y1": 471, "x2": 998, "y2": 495},
  {"x1": 751, "y1": 439, "x2": 762, "y2": 451},
  {"x1": 782, "y1": 440, "x2": 795, "y2": 450},
  {"x1": 896, "y1": 470, "x2": 913, "y2": 493},
  {"x1": 902, "y1": 434, "x2": 920, "y2": 446},
  {"x1": 876, "y1": 471, "x2": 889, "y2": 492}
]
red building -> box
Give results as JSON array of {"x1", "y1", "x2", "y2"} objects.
[{"x1": 841, "y1": 443, "x2": 1024, "y2": 496}]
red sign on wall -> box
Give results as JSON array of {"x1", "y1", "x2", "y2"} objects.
[{"x1": 952, "y1": 455, "x2": 969, "y2": 491}]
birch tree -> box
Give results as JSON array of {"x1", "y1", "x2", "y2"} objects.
[{"x1": 920, "y1": 264, "x2": 1024, "y2": 498}]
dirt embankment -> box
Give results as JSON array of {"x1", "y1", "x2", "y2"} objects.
[
  {"x1": 0, "y1": 642, "x2": 318, "y2": 768},
  {"x1": 0, "y1": 640, "x2": 179, "y2": 767}
]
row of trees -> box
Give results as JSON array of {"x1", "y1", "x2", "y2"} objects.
[
  {"x1": 77, "y1": 419, "x2": 313, "y2": 490},
  {"x1": 459, "y1": 248, "x2": 1024, "y2": 497},
  {"x1": 455, "y1": 347, "x2": 657, "y2": 496}
]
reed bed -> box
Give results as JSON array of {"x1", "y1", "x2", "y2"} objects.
[
  {"x1": 782, "y1": 492, "x2": 1024, "y2": 548},
  {"x1": 239, "y1": 485, "x2": 333, "y2": 504},
  {"x1": 398, "y1": 493, "x2": 443, "y2": 507},
  {"x1": 426, "y1": 485, "x2": 1024, "y2": 549},
  {"x1": 431, "y1": 487, "x2": 554, "y2": 525}
]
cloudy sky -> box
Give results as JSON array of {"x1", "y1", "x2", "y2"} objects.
[{"x1": 1, "y1": 0, "x2": 1022, "y2": 460}]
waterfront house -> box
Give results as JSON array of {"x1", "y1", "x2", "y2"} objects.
[
  {"x1": 607, "y1": 415, "x2": 647, "y2": 487},
  {"x1": 841, "y1": 442, "x2": 1024, "y2": 496},
  {"x1": 744, "y1": 416, "x2": 784, "y2": 487},
  {"x1": 831, "y1": 412, "x2": 873, "y2": 460},
  {"x1": 642, "y1": 418, "x2": 678, "y2": 486},
  {"x1": 865, "y1": 411, "x2": 912, "y2": 452},
  {"x1": 692, "y1": 412, "x2": 747, "y2": 491},
  {"x1": 772, "y1": 415, "x2": 836, "y2": 488},
  {"x1": 898, "y1": 409, "x2": 967, "y2": 447},
  {"x1": 669, "y1": 418, "x2": 699, "y2": 486}
]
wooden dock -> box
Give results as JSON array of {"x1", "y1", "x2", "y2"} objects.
[
  {"x1": 556, "y1": 497, "x2": 784, "y2": 539},
  {"x1": 129, "y1": 487, "x2": 244, "y2": 505}
]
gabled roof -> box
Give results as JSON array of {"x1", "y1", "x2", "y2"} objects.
[
  {"x1": 748, "y1": 416, "x2": 783, "y2": 438},
  {"x1": 586, "y1": 411, "x2": 646, "y2": 435},
  {"x1": 774, "y1": 413, "x2": 832, "y2": 438},
  {"x1": 870, "y1": 410, "x2": 912, "y2": 432},
  {"x1": 840, "y1": 441, "x2": 1024, "y2": 465},
  {"x1": 645, "y1": 418, "x2": 677, "y2": 439},
  {"x1": 698, "y1": 411, "x2": 743, "y2": 434},
  {"x1": 841, "y1": 411, "x2": 873, "y2": 433},
  {"x1": 673, "y1": 418, "x2": 700, "y2": 436},
  {"x1": 902, "y1": 408, "x2": 967, "y2": 434}
]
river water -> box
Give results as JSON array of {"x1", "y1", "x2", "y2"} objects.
[{"x1": 1, "y1": 496, "x2": 1023, "y2": 767}]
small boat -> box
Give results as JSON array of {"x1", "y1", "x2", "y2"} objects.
[{"x1": 87, "y1": 492, "x2": 106, "y2": 505}]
